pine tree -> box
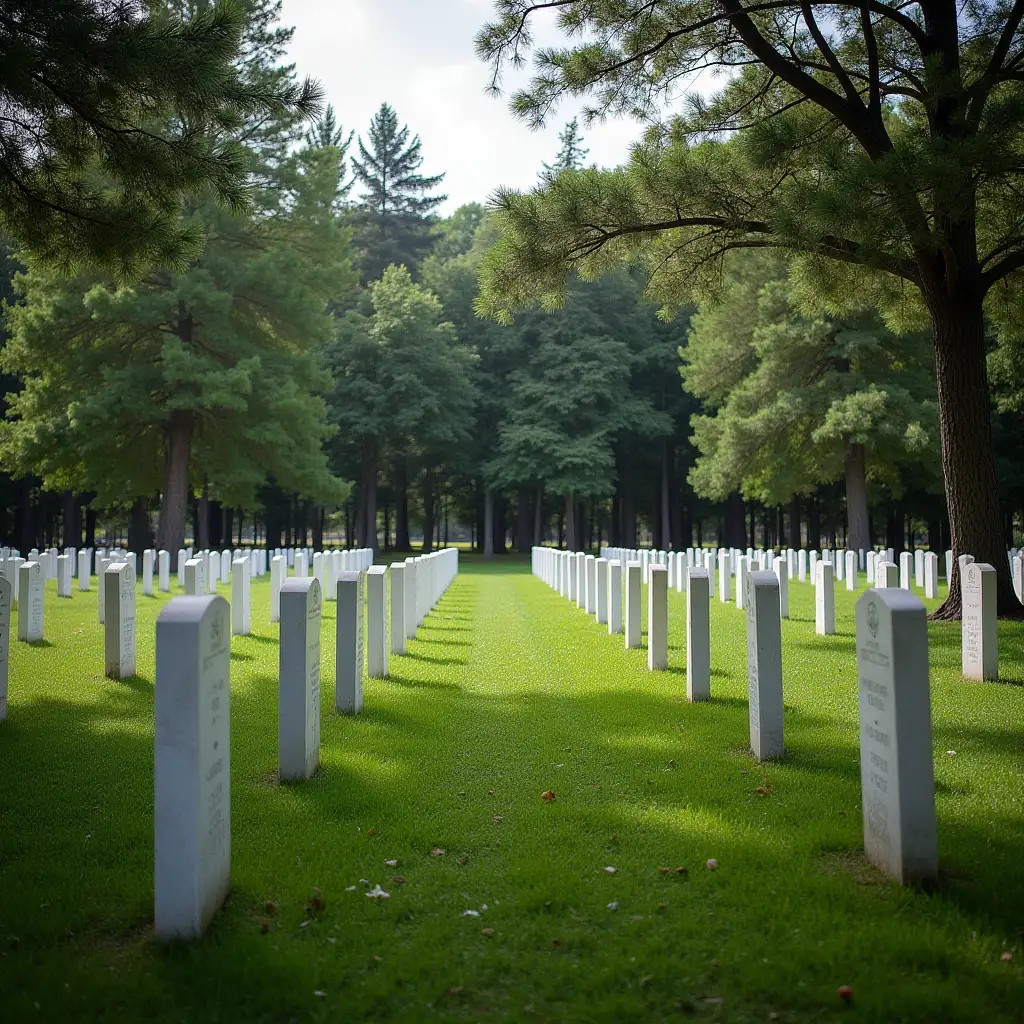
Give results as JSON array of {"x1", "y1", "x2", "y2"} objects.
[
  {"x1": 0, "y1": 0, "x2": 321, "y2": 276},
  {"x1": 305, "y1": 105, "x2": 356, "y2": 205},
  {"x1": 540, "y1": 118, "x2": 589, "y2": 183},
  {"x1": 351, "y1": 103, "x2": 447, "y2": 282}
]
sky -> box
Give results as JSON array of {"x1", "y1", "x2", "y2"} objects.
[{"x1": 282, "y1": 0, "x2": 651, "y2": 215}]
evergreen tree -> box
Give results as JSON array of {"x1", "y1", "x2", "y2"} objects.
[
  {"x1": 351, "y1": 103, "x2": 447, "y2": 282},
  {"x1": 540, "y1": 118, "x2": 589, "y2": 183},
  {"x1": 0, "y1": 0, "x2": 321, "y2": 276},
  {"x1": 477, "y1": 0, "x2": 1024, "y2": 615},
  {"x1": 683, "y1": 252, "x2": 939, "y2": 551},
  {"x1": 305, "y1": 104, "x2": 356, "y2": 206}
]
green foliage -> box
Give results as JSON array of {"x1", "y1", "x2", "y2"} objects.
[
  {"x1": 684, "y1": 252, "x2": 938, "y2": 504},
  {"x1": 540, "y1": 117, "x2": 589, "y2": 183},
  {"x1": 0, "y1": 0, "x2": 322, "y2": 277},
  {"x1": 304, "y1": 104, "x2": 357, "y2": 206},
  {"x1": 351, "y1": 103, "x2": 447, "y2": 282}
]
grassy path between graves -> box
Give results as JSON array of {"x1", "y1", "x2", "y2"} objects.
[{"x1": 0, "y1": 558, "x2": 1023, "y2": 1022}]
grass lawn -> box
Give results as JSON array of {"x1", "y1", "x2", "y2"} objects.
[{"x1": 0, "y1": 556, "x2": 1022, "y2": 1022}]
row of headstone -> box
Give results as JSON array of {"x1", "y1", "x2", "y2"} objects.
[
  {"x1": 269, "y1": 547, "x2": 373, "y2": 623},
  {"x1": 536, "y1": 546, "x2": 942, "y2": 888}
]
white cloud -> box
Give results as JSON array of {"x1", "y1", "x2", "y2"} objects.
[{"x1": 283, "y1": 0, "x2": 654, "y2": 213}]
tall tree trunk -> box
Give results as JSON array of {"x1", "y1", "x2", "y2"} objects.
[
  {"x1": 20, "y1": 478, "x2": 34, "y2": 553},
  {"x1": 533, "y1": 484, "x2": 543, "y2": 545},
  {"x1": 621, "y1": 483, "x2": 636, "y2": 548},
  {"x1": 395, "y1": 462, "x2": 411, "y2": 551},
  {"x1": 660, "y1": 443, "x2": 671, "y2": 549},
  {"x1": 197, "y1": 478, "x2": 210, "y2": 550},
  {"x1": 516, "y1": 487, "x2": 532, "y2": 552},
  {"x1": 62, "y1": 490, "x2": 76, "y2": 548},
  {"x1": 844, "y1": 441, "x2": 870, "y2": 551},
  {"x1": 808, "y1": 495, "x2": 821, "y2": 550},
  {"x1": 927, "y1": 288, "x2": 1020, "y2": 615},
  {"x1": 128, "y1": 497, "x2": 149, "y2": 554},
  {"x1": 483, "y1": 488, "x2": 494, "y2": 559},
  {"x1": 312, "y1": 504, "x2": 323, "y2": 551},
  {"x1": 789, "y1": 495, "x2": 801, "y2": 549},
  {"x1": 725, "y1": 492, "x2": 745, "y2": 548},
  {"x1": 157, "y1": 410, "x2": 192, "y2": 553},
  {"x1": 360, "y1": 444, "x2": 378, "y2": 551},
  {"x1": 422, "y1": 474, "x2": 435, "y2": 554},
  {"x1": 564, "y1": 492, "x2": 577, "y2": 551}
]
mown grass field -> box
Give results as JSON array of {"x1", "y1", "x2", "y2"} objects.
[{"x1": 0, "y1": 555, "x2": 1021, "y2": 1023}]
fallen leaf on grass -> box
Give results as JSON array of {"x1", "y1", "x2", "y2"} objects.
[
  {"x1": 457, "y1": 856, "x2": 469, "y2": 866},
  {"x1": 365, "y1": 885, "x2": 390, "y2": 899},
  {"x1": 1001, "y1": 952, "x2": 1014, "y2": 962},
  {"x1": 367, "y1": 828, "x2": 378, "y2": 836},
  {"x1": 264, "y1": 901, "x2": 277, "y2": 915},
  {"x1": 706, "y1": 859, "x2": 719, "y2": 871},
  {"x1": 259, "y1": 919, "x2": 270, "y2": 934},
  {"x1": 492, "y1": 815, "x2": 503, "y2": 825},
  {"x1": 604, "y1": 866, "x2": 618, "y2": 874},
  {"x1": 837, "y1": 985, "x2": 853, "y2": 1003},
  {"x1": 755, "y1": 785, "x2": 773, "y2": 796},
  {"x1": 430, "y1": 848, "x2": 445, "y2": 857},
  {"x1": 659, "y1": 866, "x2": 688, "y2": 875},
  {"x1": 541, "y1": 791, "x2": 555, "y2": 801},
  {"x1": 607, "y1": 902, "x2": 619, "y2": 911},
  {"x1": 462, "y1": 909, "x2": 480, "y2": 917},
  {"x1": 385, "y1": 859, "x2": 398, "y2": 867},
  {"x1": 482, "y1": 927, "x2": 495, "y2": 938},
  {"x1": 391, "y1": 876, "x2": 407, "y2": 885},
  {"x1": 447, "y1": 986, "x2": 464, "y2": 996},
  {"x1": 314, "y1": 991, "x2": 326, "y2": 998}
]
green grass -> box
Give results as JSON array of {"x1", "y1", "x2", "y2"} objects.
[{"x1": 0, "y1": 557, "x2": 1022, "y2": 1023}]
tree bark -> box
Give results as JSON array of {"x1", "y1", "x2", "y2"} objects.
[
  {"x1": 564, "y1": 492, "x2": 577, "y2": 551},
  {"x1": 360, "y1": 444, "x2": 378, "y2": 551},
  {"x1": 927, "y1": 292, "x2": 1021, "y2": 617},
  {"x1": 395, "y1": 462, "x2": 411, "y2": 551},
  {"x1": 197, "y1": 478, "x2": 210, "y2": 551},
  {"x1": 422, "y1": 473, "x2": 435, "y2": 554},
  {"x1": 533, "y1": 484, "x2": 543, "y2": 545},
  {"x1": 807, "y1": 495, "x2": 820, "y2": 550},
  {"x1": 844, "y1": 441, "x2": 870, "y2": 551},
  {"x1": 660, "y1": 442, "x2": 671, "y2": 549},
  {"x1": 788, "y1": 495, "x2": 801, "y2": 549},
  {"x1": 128, "y1": 497, "x2": 150, "y2": 554},
  {"x1": 157, "y1": 410, "x2": 192, "y2": 553},
  {"x1": 483, "y1": 488, "x2": 494, "y2": 559},
  {"x1": 516, "y1": 487, "x2": 532, "y2": 552}
]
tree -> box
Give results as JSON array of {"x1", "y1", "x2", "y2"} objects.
[
  {"x1": 683, "y1": 252, "x2": 939, "y2": 549},
  {"x1": 476, "y1": 0, "x2": 1024, "y2": 616},
  {"x1": 540, "y1": 118, "x2": 590, "y2": 183},
  {"x1": 351, "y1": 103, "x2": 447, "y2": 282},
  {"x1": 305, "y1": 104, "x2": 356, "y2": 206},
  {"x1": 0, "y1": 0, "x2": 320, "y2": 276},
  {"x1": 0, "y1": 2, "x2": 351, "y2": 552},
  {"x1": 322, "y1": 265, "x2": 476, "y2": 551}
]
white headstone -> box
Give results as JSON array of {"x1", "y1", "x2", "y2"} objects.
[
  {"x1": 270, "y1": 555, "x2": 285, "y2": 623},
  {"x1": 366, "y1": 565, "x2": 388, "y2": 678},
  {"x1": 404, "y1": 559, "x2": 417, "y2": 640},
  {"x1": 815, "y1": 561, "x2": 835, "y2": 635},
  {"x1": 584, "y1": 555, "x2": 597, "y2": 615},
  {"x1": 773, "y1": 556, "x2": 789, "y2": 619},
  {"x1": 686, "y1": 568, "x2": 710, "y2": 702},
  {"x1": 56, "y1": 553, "x2": 72, "y2": 598},
  {"x1": 1013, "y1": 553, "x2": 1024, "y2": 605},
  {"x1": 717, "y1": 550, "x2": 730, "y2": 603},
  {"x1": 876, "y1": 560, "x2": 899, "y2": 589},
  {"x1": 706, "y1": 548, "x2": 716, "y2": 598},
  {"x1": 595, "y1": 558, "x2": 609, "y2": 625},
  {"x1": 608, "y1": 559, "x2": 623, "y2": 635},
  {"x1": 0, "y1": 576, "x2": 10, "y2": 719},
  {"x1": 279, "y1": 577, "x2": 322, "y2": 782},
  {"x1": 746, "y1": 570, "x2": 784, "y2": 762},
  {"x1": 142, "y1": 549, "x2": 154, "y2": 597},
  {"x1": 390, "y1": 562, "x2": 406, "y2": 655},
  {"x1": 899, "y1": 552, "x2": 913, "y2": 590},
  {"x1": 845, "y1": 550, "x2": 858, "y2": 592},
  {"x1": 17, "y1": 561, "x2": 43, "y2": 642},
  {"x1": 575, "y1": 552, "x2": 587, "y2": 609},
  {"x1": 855, "y1": 588, "x2": 937, "y2": 885},
  {"x1": 231, "y1": 558, "x2": 250, "y2": 636},
  {"x1": 736, "y1": 555, "x2": 748, "y2": 611},
  {"x1": 924, "y1": 552, "x2": 938, "y2": 600},
  {"x1": 158, "y1": 550, "x2": 171, "y2": 592},
  {"x1": 625, "y1": 561, "x2": 642, "y2": 649},
  {"x1": 184, "y1": 557, "x2": 205, "y2": 597},
  {"x1": 78, "y1": 549, "x2": 90, "y2": 591},
  {"x1": 104, "y1": 562, "x2": 136, "y2": 679},
  {"x1": 914, "y1": 548, "x2": 924, "y2": 588},
  {"x1": 177, "y1": 549, "x2": 187, "y2": 587},
  {"x1": 647, "y1": 564, "x2": 668, "y2": 670},
  {"x1": 336, "y1": 571, "x2": 364, "y2": 714},
  {"x1": 961, "y1": 562, "x2": 997, "y2": 681},
  {"x1": 154, "y1": 596, "x2": 231, "y2": 939}
]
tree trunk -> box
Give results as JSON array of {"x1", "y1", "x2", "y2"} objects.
[
  {"x1": 483, "y1": 488, "x2": 494, "y2": 559},
  {"x1": 807, "y1": 495, "x2": 820, "y2": 550},
  {"x1": 360, "y1": 445, "x2": 378, "y2": 551},
  {"x1": 564, "y1": 492, "x2": 577, "y2": 551},
  {"x1": 422, "y1": 474, "x2": 435, "y2": 554},
  {"x1": 197, "y1": 478, "x2": 210, "y2": 550},
  {"x1": 516, "y1": 487, "x2": 532, "y2": 552},
  {"x1": 789, "y1": 495, "x2": 801, "y2": 549},
  {"x1": 660, "y1": 443, "x2": 671, "y2": 549},
  {"x1": 844, "y1": 441, "x2": 870, "y2": 551},
  {"x1": 533, "y1": 484, "x2": 543, "y2": 545},
  {"x1": 927, "y1": 292, "x2": 1021, "y2": 617},
  {"x1": 621, "y1": 483, "x2": 636, "y2": 548},
  {"x1": 725, "y1": 492, "x2": 745, "y2": 548},
  {"x1": 157, "y1": 410, "x2": 192, "y2": 553},
  {"x1": 395, "y1": 463, "x2": 411, "y2": 551},
  {"x1": 128, "y1": 497, "x2": 150, "y2": 554}
]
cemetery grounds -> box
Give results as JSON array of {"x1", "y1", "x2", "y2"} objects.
[{"x1": 0, "y1": 556, "x2": 1022, "y2": 1022}]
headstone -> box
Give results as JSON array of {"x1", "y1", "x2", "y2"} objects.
[
  {"x1": 773, "y1": 556, "x2": 789, "y2": 619},
  {"x1": 336, "y1": 571, "x2": 364, "y2": 714},
  {"x1": 584, "y1": 555, "x2": 597, "y2": 615},
  {"x1": 142, "y1": 549, "x2": 154, "y2": 597},
  {"x1": 686, "y1": 568, "x2": 711, "y2": 702},
  {"x1": 706, "y1": 548, "x2": 716, "y2": 598},
  {"x1": 845, "y1": 550, "x2": 858, "y2": 592},
  {"x1": 1013, "y1": 552, "x2": 1024, "y2": 605},
  {"x1": 914, "y1": 549, "x2": 924, "y2": 589},
  {"x1": 0, "y1": 576, "x2": 10, "y2": 719},
  {"x1": 270, "y1": 555, "x2": 285, "y2": 623},
  {"x1": 746, "y1": 570, "x2": 784, "y2": 762},
  {"x1": 876, "y1": 561, "x2": 899, "y2": 589},
  {"x1": 675, "y1": 551, "x2": 688, "y2": 593},
  {"x1": 56, "y1": 553, "x2": 71, "y2": 598},
  {"x1": 575, "y1": 552, "x2": 586, "y2": 609},
  {"x1": 96, "y1": 555, "x2": 108, "y2": 623},
  {"x1": 815, "y1": 561, "x2": 835, "y2": 635},
  {"x1": 159, "y1": 550, "x2": 171, "y2": 592},
  {"x1": 184, "y1": 558, "x2": 205, "y2": 597},
  {"x1": 624, "y1": 562, "x2": 642, "y2": 649},
  {"x1": 366, "y1": 565, "x2": 388, "y2": 678},
  {"x1": 608, "y1": 560, "x2": 623, "y2": 635},
  {"x1": 945, "y1": 549, "x2": 953, "y2": 582},
  {"x1": 855, "y1": 588, "x2": 937, "y2": 884},
  {"x1": 961, "y1": 562, "x2": 997, "y2": 681},
  {"x1": 404, "y1": 559, "x2": 417, "y2": 640},
  {"x1": 595, "y1": 558, "x2": 609, "y2": 625},
  {"x1": 17, "y1": 561, "x2": 43, "y2": 642},
  {"x1": 957, "y1": 553, "x2": 975, "y2": 578},
  {"x1": 718, "y1": 550, "x2": 731, "y2": 603},
  {"x1": 78, "y1": 549, "x2": 90, "y2": 591},
  {"x1": 104, "y1": 561, "x2": 136, "y2": 679},
  {"x1": 221, "y1": 550, "x2": 231, "y2": 586},
  {"x1": 231, "y1": 558, "x2": 250, "y2": 636},
  {"x1": 296, "y1": 550, "x2": 308, "y2": 579},
  {"x1": 278, "y1": 577, "x2": 322, "y2": 782},
  {"x1": 390, "y1": 562, "x2": 406, "y2": 655},
  {"x1": 736, "y1": 555, "x2": 748, "y2": 611},
  {"x1": 154, "y1": 595, "x2": 231, "y2": 939},
  {"x1": 177, "y1": 549, "x2": 187, "y2": 587},
  {"x1": 899, "y1": 552, "x2": 913, "y2": 590},
  {"x1": 647, "y1": 564, "x2": 668, "y2": 670},
  {"x1": 924, "y1": 552, "x2": 938, "y2": 600}
]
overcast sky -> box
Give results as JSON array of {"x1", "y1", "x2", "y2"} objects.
[{"x1": 283, "y1": 0, "x2": 650, "y2": 215}]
